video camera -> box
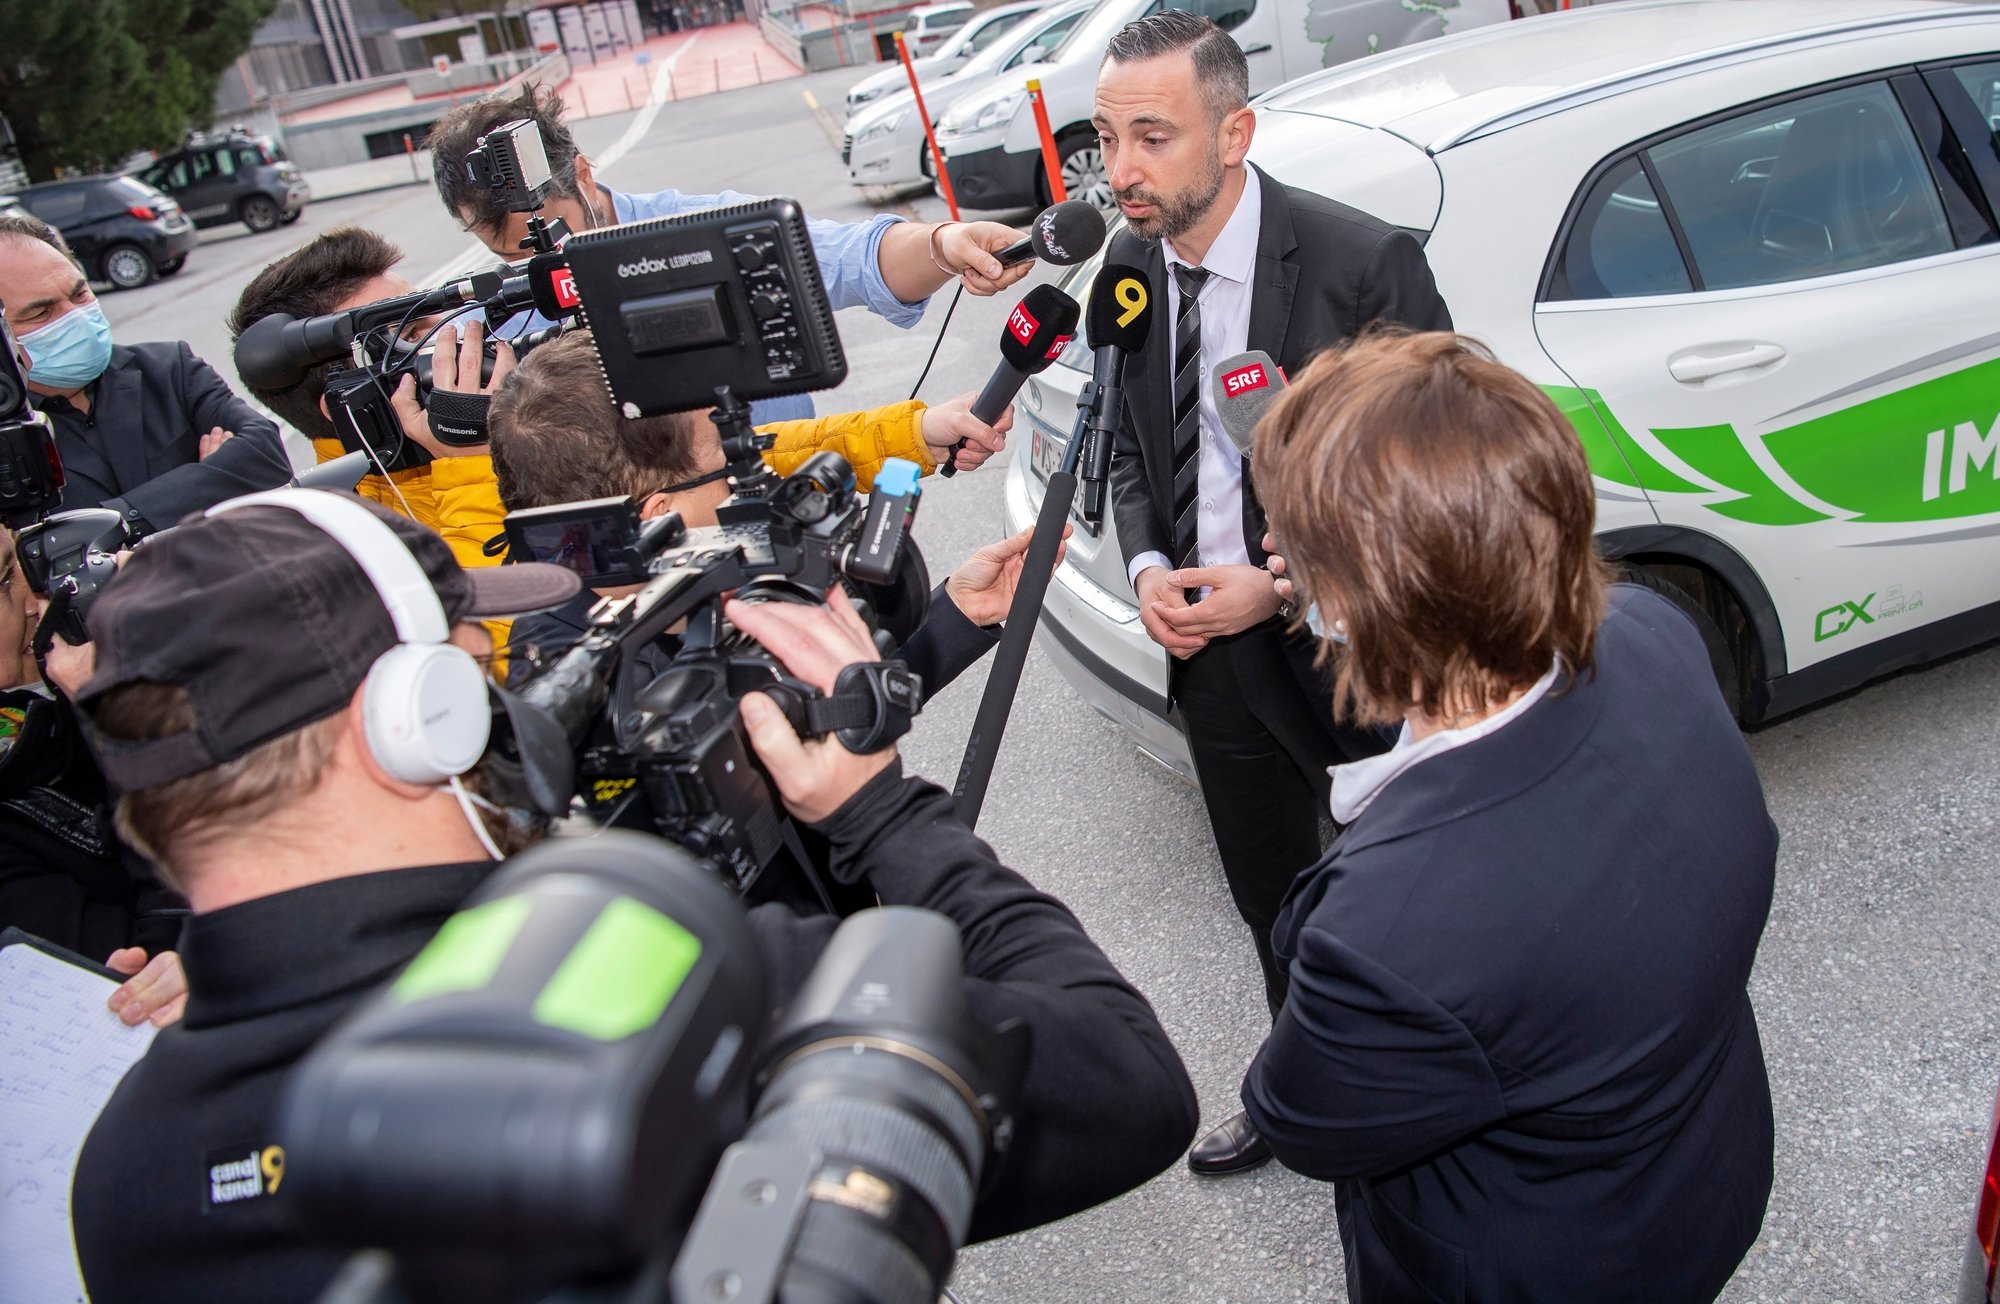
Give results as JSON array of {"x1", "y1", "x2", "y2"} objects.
[
  {"x1": 0, "y1": 309, "x2": 65, "y2": 530},
  {"x1": 280, "y1": 833, "x2": 1026, "y2": 1304}
]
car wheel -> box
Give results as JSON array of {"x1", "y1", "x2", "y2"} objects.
[
  {"x1": 100, "y1": 243, "x2": 155, "y2": 290},
  {"x1": 1051, "y1": 132, "x2": 1114, "y2": 213},
  {"x1": 241, "y1": 196, "x2": 281, "y2": 233},
  {"x1": 159, "y1": 255, "x2": 187, "y2": 276},
  {"x1": 1619, "y1": 564, "x2": 1753, "y2": 723},
  {"x1": 279, "y1": 209, "x2": 302, "y2": 225}
]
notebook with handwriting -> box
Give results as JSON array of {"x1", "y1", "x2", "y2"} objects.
[{"x1": 0, "y1": 930, "x2": 157, "y2": 1304}]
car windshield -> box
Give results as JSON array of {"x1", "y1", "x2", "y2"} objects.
[
  {"x1": 1048, "y1": 0, "x2": 1155, "y2": 65},
  {"x1": 958, "y1": 2, "x2": 1085, "y2": 78},
  {"x1": 934, "y1": 8, "x2": 1011, "y2": 58},
  {"x1": 107, "y1": 176, "x2": 165, "y2": 204}
]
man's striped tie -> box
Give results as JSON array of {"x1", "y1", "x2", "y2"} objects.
[{"x1": 1170, "y1": 263, "x2": 1211, "y2": 593}]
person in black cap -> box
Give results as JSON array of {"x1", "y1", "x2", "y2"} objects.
[{"x1": 67, "y1": 489, "x2": 1197, "y2": 1303}]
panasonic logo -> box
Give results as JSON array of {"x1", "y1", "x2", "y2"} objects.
[{"x1": 617, "y1": 250, "x2": 714, "y2": 277}]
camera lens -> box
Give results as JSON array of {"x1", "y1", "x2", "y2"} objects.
[{"x1": 746, "y1": 1039, "x2": 985, "y2": 1304}]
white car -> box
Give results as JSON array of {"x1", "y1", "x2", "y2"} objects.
[
  {"x1": 1004, "y1": 0, "x2": 2000, "y2": 777},
  {"x1": 846, "y1": 0, "x2": 1095, "y2": 191},
  {"x1": 844, "y1": 0, "x2": 1048, "y2": 119},
  {"x1": 905, "y1": 1, "x2": 977, "y2": 57}
]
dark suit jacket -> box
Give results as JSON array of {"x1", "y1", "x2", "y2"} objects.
[
  {"x1": 1242, "y1": 586, "x2": 1777, "y2": 1303},
  {"x1": 34, "y1": 341, "x2": 291, "y2": 531},
  {"x1": 1108, "y1": 164, "x2": 1453, "y2": 576}
]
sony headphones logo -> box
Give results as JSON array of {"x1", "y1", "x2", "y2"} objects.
[
  {"x1": 423, "y1": 707, "x2": 454, "y2": 727},
  {"x1": 617, "y1": 250, "x2": 714, "y2": 277},
  {"x1": 1223, "y1": 363, "x2": 1270, "y2": 396}
]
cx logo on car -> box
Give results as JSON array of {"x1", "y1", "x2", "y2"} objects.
[{"x1": 1814, "y1": 595, "x2": 1877, "y2": 643}]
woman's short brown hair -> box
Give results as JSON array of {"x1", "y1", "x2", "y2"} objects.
[{"x1": 1254, "y1": 331, "x2": 1609, "y2": 728}]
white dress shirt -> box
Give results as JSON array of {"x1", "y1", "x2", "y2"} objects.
[
  {"x1": 1328, "y1": 662, "x2": 1563, "y2": 823},
  {"x1": 1127, "y1": 172, "x2": 1264, "y2": 590}
]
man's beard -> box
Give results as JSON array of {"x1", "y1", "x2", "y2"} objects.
[{"x1": 1116, "y1": 151, "x2": 1226, "y2": 243}]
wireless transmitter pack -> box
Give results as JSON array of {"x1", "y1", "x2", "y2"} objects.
[{"x1": 561, "y1": 198, "x2": 846, "y2": 418}]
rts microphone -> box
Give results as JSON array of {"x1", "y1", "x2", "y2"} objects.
[
  {"x1": 1078, "y1": 261, "x2": 1155, "y2": 520},
  {"x1": 527, "y1": 250, "x2": 582, "y2": 320},
  {"x1": 1210, "y1": 350, "x2": 1286, "y2": 457},
  {"x1": 941, "y1": 283, "x2": 1080, "y2": 478},
  {"x1": 994, "y1": 200, "x2": 1108, "y2": 269}
]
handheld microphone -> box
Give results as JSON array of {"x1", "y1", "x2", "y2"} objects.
[
  {"x1": 1210, "y1": 350, "x2": 1286, "y2": 458},
  {"x1": 993, "y1": 201, "x2": 1108, "y2": 269},
  {"x1": 940, "y1": 284, "x2": 1079, "y2": 478},
  {"x1": 527, "y1": 250, "x2": 582, "y2": 320},
  {"x1": 1078, "y1": 261, "x2": 1155, "y2": 520}
]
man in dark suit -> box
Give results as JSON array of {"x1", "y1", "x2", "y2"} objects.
[
  {"x1": 1095, "y1": 10, "x2": 1451, "y2": 1173},
  {"x1": 1, "y1": 215, "x2": 290, "y2": 533}
]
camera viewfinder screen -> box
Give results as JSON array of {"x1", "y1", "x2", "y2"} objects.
[{"x1": 516, "y1": 515, "x2": 641, "y2": 584}]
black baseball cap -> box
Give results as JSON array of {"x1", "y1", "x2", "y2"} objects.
[{"x1": 76, "y1": 492, "x2": 582, "y2": 790}]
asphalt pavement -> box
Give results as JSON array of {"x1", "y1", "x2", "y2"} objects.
[{"x1": 97, "y1": 64, "x2": 2000, "y2": 1304}]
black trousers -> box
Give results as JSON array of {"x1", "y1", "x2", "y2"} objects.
[{"x1": 1173, "y1": 622, "x2": 1377, "y2": 1019}]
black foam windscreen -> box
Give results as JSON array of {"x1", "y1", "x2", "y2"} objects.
[
  {"x1": 528, "y1": 250, "x2": 581, "y2": 322},
  {"x1": 1085, "y1": 263, "x2": 1154, "y2": 355},
  {"x1": 1029, "y1": 201, "x2": 1108, "y2": 266},
  {"x1": 996, "y1": 284, "x2": 1082, "y2": 374}
]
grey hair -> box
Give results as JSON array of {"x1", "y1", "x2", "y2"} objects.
[{"x1": 1102, "y1": 11, "x2": 1250, "y2": 122}]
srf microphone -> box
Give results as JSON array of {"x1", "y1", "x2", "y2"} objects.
[
  {"x1": 940, "y1": 283, "x2": 1080, "y2": 478},
  {"x1": 1078, "y1": 261, "x2": 1155, "y2": 520},
  {"x1": 1210, "y1": 350, "x2": 1286, "y2": 457},
  {"x1": 994, "y1": 200, "x2": 1108, "y2": 268}
]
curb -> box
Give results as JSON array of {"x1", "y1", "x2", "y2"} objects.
[{"x1": 307, "y1": 176, "x2": 434, "y2": 204}]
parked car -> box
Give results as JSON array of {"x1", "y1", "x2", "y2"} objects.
[
  {"x1": 1004, "y1": 0, "x2": 2000, "y2": 776},
  {"x1": 845, "y1": 0, "x2": 1048, "y2": 117},
  {"x1": 846, "y1": 0, "x2": 1094, "y2": 190},
  {"x1": 7, "y1": 176, "x2": 197, "y2": 291},
  {"x1": 139, "y1": 130, "x2": 310, "y2": 234},
  {"x1": 935, "y1": 0, "x2": 1511, "y2": 212},
  {"x1": 1961, "y1": 1074, "x2": 2000, "y2": 1302},
  {"x1": 905, "y1": 1, "x2": 977, "y2": 57}
]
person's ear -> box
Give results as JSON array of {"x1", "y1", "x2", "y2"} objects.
[
  {"x1": 573, "y1": 154, "x2": 597, "y2": 200},
  {"x1": 343, "y1": 682, "x2": 440, "y2": 802},
  {"x1": 1221, "y1": 107, "x2": 1256, "y2": 168},
  {"x1": 638, "y1": 491, "x2": 672, "y2": 520}
]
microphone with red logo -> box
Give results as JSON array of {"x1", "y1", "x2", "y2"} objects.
[
  {"x1": 1210, "y1": 350, "x2": 1286, "y2": 458},
  {"x1": 940, "y1": 283, "x2": 1080, "y2": 478},
  {"x1": 993, "y1": 200, "x2": 1109, "y2": 269},
  {"x1": 527, "y1": 251, "x2": 582, "y2": 321}
]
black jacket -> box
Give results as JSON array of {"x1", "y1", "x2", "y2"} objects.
[
  {"x1": 34, "y1": 341, "x2": 292, "y2": 532},
  {"x1": 1107, "y1": 164, "x2": 1452, "y2": 577},
  {"x1": 73, "y1": 774, "x2": 1196, "y2": 1302},
  {"x1": 1241, "y1": 586, "x2": 1777, "y2": 1303}
]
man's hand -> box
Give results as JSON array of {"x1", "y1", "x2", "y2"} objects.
[
  {"x1": 1157, "y1": 563, "x2": 1282, "y2": 641},
  {"x1": 728, "y1": 590, "x2": 896, "y2": 823},
  {"x1": 197, "y1": 427, "x2": 234, "y2": 460},
  {"x1": 105, "y1": 948, "x2": 187, "y2": 1028},
  {"x1": 388, "y1": 320, "x2": 515, "y2": 459},
  {"x1": 1262, "y1": 531, "x2": 1294, "y2": 605},
  {"x1": 938, "y1": 221, "x2": 1034, "y2": 296},
  {"x1": 42, "y1": 633, "x2": 95, "y2": 695},
  {"x1": 1135, "y1": 566, "x2": 1209, "y2": 660},
  {"x1": 921, "y1": 390, "x2": 1012, "y2": 473},
  {"x1": 946, "y1": 523, "x2": 1071, "y2": 627}
]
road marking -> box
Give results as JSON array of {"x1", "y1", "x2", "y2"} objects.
[
  {"x1": 803, "y1": 88, "x2": 844, "y2": 152},
  {"x1": 421, "y1": 33, "x2": 705, "y2": 287}
]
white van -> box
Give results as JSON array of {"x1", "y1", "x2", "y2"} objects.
[{"x1": 933, "y1": 0, "x2": 1510, "y2": 211}]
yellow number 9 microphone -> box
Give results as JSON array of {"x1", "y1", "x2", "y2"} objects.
[{"x1": 1112, "y1": 275, "x2": 1149, "y2": 329}]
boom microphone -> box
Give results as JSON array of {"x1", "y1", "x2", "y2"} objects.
[
  {"x1": 940, "y1": 284, "x2": 1080, "y2": 478},
  {"x1": 1210, "y1": 350, "x2": 1286, "y2": 457},
  {"x1": 994, "y1": 201, "x2": 1108, "y2": 268}
]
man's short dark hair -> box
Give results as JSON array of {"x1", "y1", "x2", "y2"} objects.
[
  {"x1": 428, "y1": 83, "x2": 586, "y2": 239},
  {"x1": 227, "y1": 228, "x2": 402, "y2": 443},
  {"x1": 488, "y1": 330, "x2": 703, "y2": 510},
  {"x1": 1102, "y1": 11, "x2": 1249, "y2": 122},
  {"x1": 0, "y1": 213, "x2": 77, "y2": 263}
]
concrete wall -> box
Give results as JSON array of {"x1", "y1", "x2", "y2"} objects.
[{"x1": 278, "y1": 52, "x2": 570, "y2": 171}]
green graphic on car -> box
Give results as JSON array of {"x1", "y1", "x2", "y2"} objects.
[{"x1": 1549, "y1": 364, "x2": 2000, "y2": 526}]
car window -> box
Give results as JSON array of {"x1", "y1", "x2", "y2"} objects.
[
  {"x1": 1646, "y1": 81, "x2": 1954, "y2": 291},
  {"x1": 108, "y1": 177, "x2": 164, "y2": 206},
  {"x1": 1179, "y1": 0, "x2": 1252, "y2": 33},
  {"x1": 189, "y1": 151, "x2": 216, "y2": 184},
  {"x1": 213, "y1": 147, "x2": 237, "y2": 178},
  {"x1": 236, "y1": 146, "x2": 260, "y2": 170},
  {"x1": 1545, "y1": 156, "x2": 1693, "y2": 301},
  {"x1": 21, "y1": 189, "x2": 86, "y2": 222},
  {"x1": 162, "y1": 160, "x2": 190, "y2": 190},
  {"x1": 967, "y1": 11, "x2": 1027, "y2": 52},
  {"x1": 1951, "y1": 62, "x2": 2000, "y2": 133},
  {"x1": 1007, "y1": 11, "x2": 1084, "y2": 68}
]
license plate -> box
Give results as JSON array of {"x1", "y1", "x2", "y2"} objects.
[{"x1": 1030, "y1": 424, "x2": 1066, "y2": 483}]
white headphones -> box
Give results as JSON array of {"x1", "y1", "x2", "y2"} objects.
[{"x1": 207, "y1": 489, "x2": 491, "y2": 786}]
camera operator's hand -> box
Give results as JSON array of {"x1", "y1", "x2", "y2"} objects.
[
  {"x1": 41, "y1": 632, "x2": 95, "y2": 695},
  {"x1": 729, "y1": 590, "x2": 896, "y2": 824},
  {"x1": 921, "y1": 390, "x2": 1012, "y2": 473},
  {"x1": 197, "y1": 427, "x2": 234, "y2": 460},
  {"x1": 939, "y1": 222, "x2": 1036, "y2": 297},
  {"x1": 105, "y1": 947, "x2": 187, "y2": 1028},
  {"x1": 388, "y1": 321, "x2": 515, "y2": 459},
  {"x1": 947, "y1": 523, "x2": 1071, "y2": 627}
]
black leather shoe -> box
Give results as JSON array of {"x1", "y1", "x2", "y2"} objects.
[{"x1": 1187, "y1": 1111, "x2": 1272, "y2": 1176}]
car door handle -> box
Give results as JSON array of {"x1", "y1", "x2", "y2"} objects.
[
  {"x1": 1240, "y1": 42, "x2": 1273, "y2": 54},
  {"x1": 1668, "y1": 343, "x2": 1787, "y2": 383}
]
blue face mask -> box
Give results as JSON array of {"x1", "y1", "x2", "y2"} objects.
[
  {"x1": 1305, "y1": 604, "x2": 1348, "y2": 645},
  {"x1": 22, "y1": 303, "x2": 114, "y2": 390}
]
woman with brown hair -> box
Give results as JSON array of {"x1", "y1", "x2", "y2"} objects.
[{"x1": 1240, "y1": 332, "x2": 1777, "y2": 1302}]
